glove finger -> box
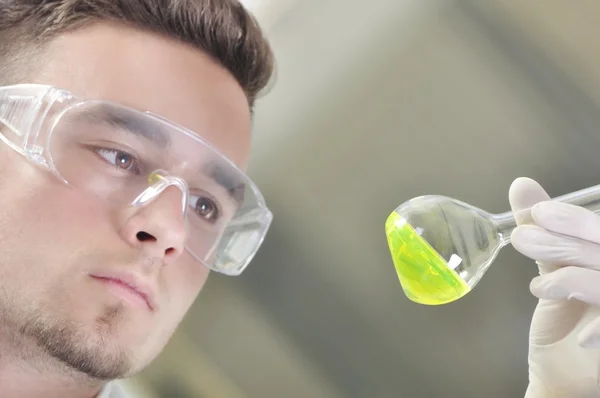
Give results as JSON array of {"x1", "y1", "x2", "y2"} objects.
[
  {"x1": 529, "y1": 267, "x2": 599, "y2": 346},
  {"x1": 532, "y1": 201, "x2": 600, "y2": 245},
  {"x1": 530, "y1": 266, "x2": 600, "y2": 306},
  {"x1": 509, "y1": 177, "x2": 552, "y2": 225},
  {"x1": 512, "y1": 225, "x2": 600, "y2": 271},
  {"x1": 529, "y1": 298, "x2": 587, "y2": 345},
  {"x1": 508, "y1": 177, "x2": 556, "y2": 276}
]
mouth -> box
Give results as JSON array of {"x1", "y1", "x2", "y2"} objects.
[{"x1": 90, "y1": 274, "x2": 156, "y2": 311}]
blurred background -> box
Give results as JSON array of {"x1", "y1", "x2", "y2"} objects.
[{"x1": 122, "y1": 0, "x2": 600, "y2": 397}]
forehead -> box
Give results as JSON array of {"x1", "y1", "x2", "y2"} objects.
[{"x1": 29, "y1": 22, "x2": 252, "y2": 169}]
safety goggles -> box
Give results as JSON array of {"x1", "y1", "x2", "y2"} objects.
[{"x1": 0, "y1": 84, "x2": 272, "y2": 275}]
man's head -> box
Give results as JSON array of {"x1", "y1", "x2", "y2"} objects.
[{"x1": 0, "y1": 0, "x2": 273, "y2": 383}]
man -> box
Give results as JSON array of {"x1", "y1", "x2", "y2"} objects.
[
  {"x1": 0, "y1": 1, "x2": 274, "y2": 397},
  {"x1": 0, "y1": 2, "x2": 595, "y2": 398}
]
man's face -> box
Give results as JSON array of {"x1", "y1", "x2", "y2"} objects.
[{"x1": 0, "y1": 23, "x2": 252, "y2": 379}]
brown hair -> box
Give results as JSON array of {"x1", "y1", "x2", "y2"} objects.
[{"x1": 0, "y1": 0, "x2": 275, "y2": 108}]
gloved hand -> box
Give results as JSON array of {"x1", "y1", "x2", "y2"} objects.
[{"x1": 509, "y1": 177, "x2": 600, "y2": 397}]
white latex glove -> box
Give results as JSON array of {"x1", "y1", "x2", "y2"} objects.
[{"x1": 509, "y1": 177, "x2": 600, "y2": 397}]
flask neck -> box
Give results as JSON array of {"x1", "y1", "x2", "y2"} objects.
[{"x1": 492, "y1": 211, "x2": 517, "y2": 246}]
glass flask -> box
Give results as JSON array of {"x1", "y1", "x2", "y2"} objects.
[{"x1": 385, "y1": 184, "x2": 600, "y2": 305}]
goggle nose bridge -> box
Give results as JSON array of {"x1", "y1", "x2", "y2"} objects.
[{"x1": 130, "y1": 169, "x2": 189, "y2": 215}]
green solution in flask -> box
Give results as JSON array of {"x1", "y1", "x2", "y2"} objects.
[
  {"x1": 385, "y1": 180, "x2": 600, "y2": 305},
  {"x1": 385, "y1": 211, "x2": 469, "y2": 305}
]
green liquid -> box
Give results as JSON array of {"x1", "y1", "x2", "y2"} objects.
[{"x1": 385, "y1": 211, "x2": 470, "y2": 305}]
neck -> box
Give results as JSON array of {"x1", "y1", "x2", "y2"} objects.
[{"x1": 0, "y1": 334, "x2": 106, "y2": 398}]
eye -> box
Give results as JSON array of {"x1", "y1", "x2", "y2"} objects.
[
  {"x1": 190, "y1": 195, "x2": 220, "y2": 223},
  {"x1": 96, "y1": 148, "x2": 140, "y2": 174}
]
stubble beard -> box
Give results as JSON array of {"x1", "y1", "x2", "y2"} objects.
[{"x1": 0, "y1": 293, "x2": 134, "y2": 381}]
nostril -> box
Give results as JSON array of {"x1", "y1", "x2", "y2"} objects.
[
  {"x1": 135, "y1": 231, "x2": 176, "y2": 257},
  {"x1": 136, "y1": 231, "x2": 156, "y2": 242}
]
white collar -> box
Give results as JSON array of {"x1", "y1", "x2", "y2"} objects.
[{"x1": 97, "y1": 381, "x2": 128, "y2": 398}]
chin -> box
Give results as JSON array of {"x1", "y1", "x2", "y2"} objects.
[{"x1": 110, "y1": 323, "x2": 173, "y2": 369}]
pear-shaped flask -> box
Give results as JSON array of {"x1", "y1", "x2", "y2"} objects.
[
  {"x1": 385, "y1": 181, "x2": 600, "y2": 305},
  {"x1": 385, "y1": 195, "x2": 513, "y2": 305}
]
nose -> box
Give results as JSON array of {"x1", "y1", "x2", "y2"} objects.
[{"x1": 121, "y1": 185, "x2": 187, "y2": 265}]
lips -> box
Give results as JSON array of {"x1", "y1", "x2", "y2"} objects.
[{"x1": 89, "y1": 272, "x2": 157, "y2": 311}]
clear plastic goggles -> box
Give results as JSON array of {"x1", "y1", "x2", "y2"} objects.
[{"x1": 0, "y1": 84, "x2": 272, "y2": 276}]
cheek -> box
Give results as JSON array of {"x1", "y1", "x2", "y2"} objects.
[
  {"x1": 0, "y1": 157, "x2": 116, "y2": 300},
  {"x1": 0, "y1": 160, "x2": 113, "y2": 263},
  {"x1": 137, "y1": 258, "x2": 209, "y2": 365},
  {"x1": 162, "y1": 255, "x2": 210, "y2": 322},
  {"x1": 19, "y1": 185, "x2": 111, "y2": 244}
]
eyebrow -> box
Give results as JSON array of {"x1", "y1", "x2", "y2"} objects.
[
  {"x1": 204, "y1": 163, "x2": 246, "y2": 206},
  {"x1": 95, "y1": 105, "x2": 172, "y2": 148},
  {"x1": 77, "y1": 104, "x2": 246, "y2": 205}
]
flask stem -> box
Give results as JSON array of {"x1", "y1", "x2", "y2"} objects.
[{"x1": 493, "y1": 183, "x2": 600, "y2": 246}]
